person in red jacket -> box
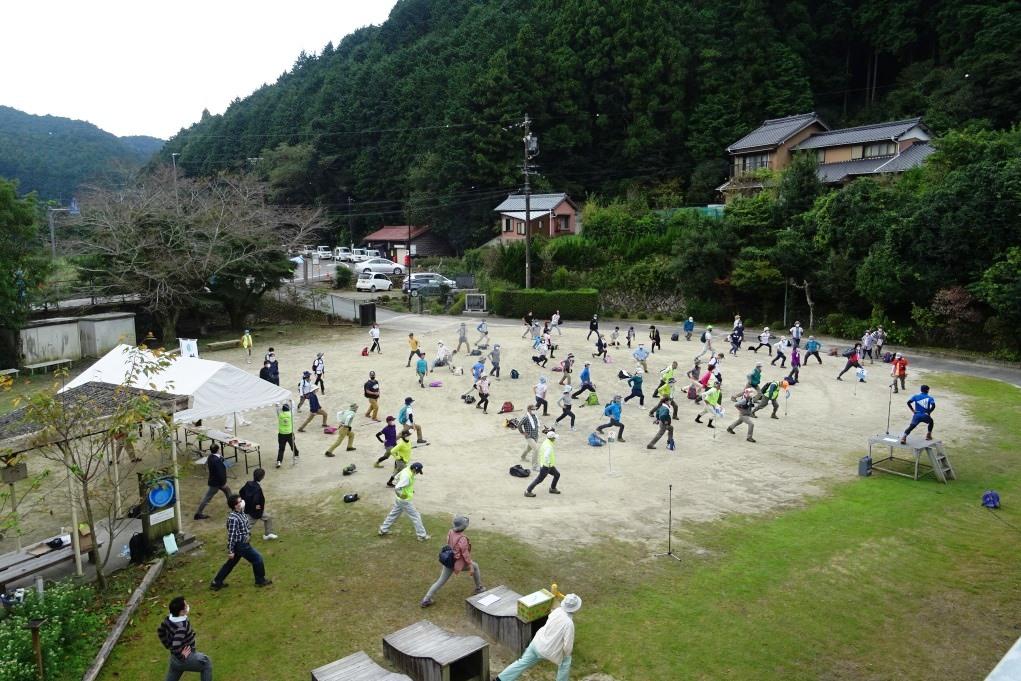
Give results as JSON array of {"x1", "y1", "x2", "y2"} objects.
[
  {"x1": 836, "y1": 343, "x2": 863, "y2": 381},
  {"x1": 420, "y1": 515, "x2": 484, "y2": 607},
  {"x1": 891, "y1": 353, "x2": 909, "y2": 393}
]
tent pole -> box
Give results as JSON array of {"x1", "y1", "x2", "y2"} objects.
[
  {"x1": 65, "y1": 444, "x2": 83, "y2": 577},
  {"x1": 171, "y1": 403, "x2": 183, "y2": 536},
  {"x1": 111, "y1": 438, "x2": 122, "y2": 519}
]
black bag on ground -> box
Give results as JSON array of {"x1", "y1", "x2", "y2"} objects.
[
  {"x1": 509, "y1": 464, "x2": 531, "y2": 478},
  {"x1": 469, "y1": 349, "x2": 482, "y2": 356},
  {"x1": 510, "y1": 369, "x2": 520, "y2": 379},
  {"x1": 128, "y1": 532, "x2": 150, "y2": 564},
  {"x1": 671, "y1": 332, "x2": 680, "y2": 341}
]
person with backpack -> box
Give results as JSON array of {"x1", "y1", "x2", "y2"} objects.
[
  {"x1": 525, "y1": 431, "x2": 561, "y2": 497},
  {"x1": 649, "y1": 325, "x2": 662, "y2": 353},
  {"x1": 695, "y1": 380, "x2": 722, "y2": 428},
  {"x1": 420, "y1": 515, "x2": 484, "y2": 608},
  {"x1": 804, "y1": 336, "x2": 823, "y2": 364},
  {"x1": 406, "y1": 332, "x2": 421, "y2": 367},
  {"x1": 239, "y1": 468, "x2": 277, "y2": 541},
  {"x1": 891, "y1": 353, "x2": 909, "y2": 393},
  {"x1": 157, "y1": 596, "x2": 213, "y2": 681},
  {"x1": 683, "y1": 316, "x2": 695, "y2": 341},
  {"x1": 726, "y1": 388, "x2": 757, "y2": 443},
  {"x1": 771, "y1": 335, "x2": 791, "y2": 368},
  {"x1": 193, "y1": 444, "x2": 230, "y2": 520},
  {"x1": 646, "y1": 398, "x2": 674, "y2": 450},
  {"x1": 836, "y1": 343, "x2": 863, "y2": 381},
  {"x1": 475, "y1": 375, "x2": 491, "y2": 414},
  {"x1": 753, "y1": 381, "x2": 782, "y2": 419},
  {"x1": 694, "y1": 325, "x2": 713, "y2": 361},
  {"x1": 311, "y1": 352, "x2": 327, "y2": 394},
  {"x1": 596, "y1": 395, "x2": 625, "y2": 441},
  {"x1": 624, "y1": 368, "x2": 645, "y2": 405},
  {"x1": 626, "y1": 325, "x2": 636, "y2": 348},
  {"x1": 790, "y1": 321, "x2": 804, "y2": 349},
  {"x1": 571, "y1": 362, "x2": 596, "y2": 399},
  {"x1": 475, "y1": 320, "x2": 489, "y2": 347},
  {"x1": 398, "y1": 396, "x2": 426, "y2": 443},
  {"x1": 555, "y1": 386, "x2": 576, "y2": 431},
  {"x1": 586, "y1": 314, "x2": 599, "y2": 340},
  {"x1": 751, "y1": 327, "x2": 772, "y2": 354},
  {"x1": 488, "y1": 344, "x2": 502, "y2": 379},
  {"x1": 632, "y1": 344, "x2": 650, "y2": 373},
  {"x1": 900, "y1": 385, "x2": 936, "y2": 444},
  {"x1": 534, "y1": 376, "x2": 550, "y2": 416},
  {"x1": 558, "y1": 354, "x2": 574, "y2": 386},
  {"x1": 379, "y1": 461, "x2": 430, "y2": 541}
]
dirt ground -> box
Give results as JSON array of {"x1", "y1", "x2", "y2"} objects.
[{"x1": 1, "y1": 316, "x2": 977, "y2": 553}]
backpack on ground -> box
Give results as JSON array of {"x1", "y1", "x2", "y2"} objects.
[
  {"x1": 439, "y1": 544, "x2": 456, "y2": 568},
  {"x1": 463, "y1": 394, "x2": 477, "y2": 404},
  {"x1": 551, "y1": 365, "x2": 563, "y2": 372},
  {"x1": 671, "y1": 332, "x2": 680, "y2": 341},
  {"x1": 469, "y1": 349, "x2": 482, "y2": 356},
  {"x1": 982, "y1": 490, "x2": 1001, "y2": 509},
  {"x1": 361, "y1": 347, "x2": 369, "y2": 356},
  {"x1": 617, "y1": 370, "x2": 630, "y2": 380},
  {"x1": 686, "y1": 386, "x2": 698, "y2": 400},
  {"x1": 587, "y1": 433, "x2": 605, "y2": 447},
  {"x1": 510, "y1": 369, "x2": 520, "y2": 379},
  {"x1": 428, "y1": 380, "x2": 443, "y2": 387},
  {"x1": 504, "y1": 417, "x2": 520, "y2": 429},
  {"x1": 882, "y1": 352, "x2": 894, "y2": 363},
  {"x1": 700, "y1": 331, "x2": 707, "y2": 342},
  {"x1": 785, "y1": 374, "x2": 799, "y2": 386},
  {"x1": 498, "y1": 401, "x2": 514, "y2": 414},
  {"x1": 323, "y1": 426, "x2": 338, "y2": 434},
  {"x1": 509, "y1": 464, "x2": 531, "y2": 478},
  {"x1": 586, "y1": 392, "x2": 600, "y2": 406}
]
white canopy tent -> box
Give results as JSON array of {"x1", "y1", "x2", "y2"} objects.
[{"x1": 62, "y1": 344, "x2": 292, "y2": 422}]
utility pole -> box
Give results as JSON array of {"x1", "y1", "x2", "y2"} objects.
[
  {"x1": 170, "y1": 153, "x2": 181, "y2": 213},
  {"x1": 347, "y1": 196, "x2": 353, "y2": 247},
  {"x1": 521, "y1": 114, "x2": 539, "y2": 289},
  {"x1": 47, "y1": 207, "x2": 70, "y2": 259}
]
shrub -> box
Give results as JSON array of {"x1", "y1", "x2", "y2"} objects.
[
  {"x1": 683, "y1": 298, "x2": 730, "y2": 324},
  {"x1": 490, "y1": 288, "x2": 599, "y2": 320},
  {"x1": 550, "y1": 266, "x2": 574, "y2": 290},
  {"x1": 542, "y1": 236, "x2": 605, "y2": 269},
  {"x1": 332, "y1": 264, "x2": 353, "y2": 290},
  {"x1": 448, "y1": 293, "x2": 466, "y2": 315},
  {"x1": 636, "y1": 311, "x2": 648, "y2": 320}
]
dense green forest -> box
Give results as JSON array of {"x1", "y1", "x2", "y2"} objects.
[
  {"x1": 162, "y1": 0, "x2": 1020, "y2": 247},
  {"x1": 0, "y1": 105, "x2": 163, "y2": 200}
]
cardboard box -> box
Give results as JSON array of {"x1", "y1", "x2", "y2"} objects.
[{"x1": 517, "y1": 589, "x2": 554, "y2": 623}]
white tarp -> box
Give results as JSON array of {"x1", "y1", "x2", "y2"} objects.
[{"x1": 61, "y1": 344, "x2": 291, "y2": 423}]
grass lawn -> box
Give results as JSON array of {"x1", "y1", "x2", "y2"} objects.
[{"x1": 98, "y1": 374, "x2": 1021, "y2": 681}]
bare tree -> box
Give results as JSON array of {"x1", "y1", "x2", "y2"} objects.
[{"x1": 71, "y1": 168, "x2": 323, "y2": 342}]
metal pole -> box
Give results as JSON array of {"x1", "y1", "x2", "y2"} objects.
[
  {"x1": 523, "y1": 114, "x2": 532, "y2": 290},
  {"x1": 170, "y1": 153, "x2": 180, "y2": 213},
  {"x1": 9, "y1": 482, "x2": 19, "y2": 551},
  {"x1": 408, "y1": 223, "x2": 413, "y2": 310},
  {"x1": 348, "y1": 197, "x2": 353, "y2": 243},
  {"x1": 47, "y1": 210, "x2": 57, "y2": 259},
  {"x1": 171, "y1": 403, "x2": 183, "y2": 535}
]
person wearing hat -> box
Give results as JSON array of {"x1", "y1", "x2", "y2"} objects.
[
  {"x1": 596, "y1": 394, "x2": 625, "y2": 441},
  {"x1": 369, "y1": 323, "x2": 381, "y2": 354},
  {"x1": 325, "y1": 403, "x2": 358, "y2": 456},
  {"x1": 694, "y1": 324, "x2": 714, "y2": 361},
  {"x1": 363, "y1": 370, "x2": 381, "y2": 421},
  {"x1": 554, "y1": 386, "x2": 576, "y2": 431},
  {"x1": 241, "y1": 329, "x2": 253, "y2": 364},
  {"x1": 296, "y1": 371, "x2": 315, "y2": 412},
  {"x1": 385, "y1": 431, "x2": 414, "y2": 486},
  {"x1": 454, "y1": 322, "x2": 470, "y2": 355},
  {"x1": 751, "y1": 327, "x2": 772, "y2": 355},
  {"x1": 558, "y1": 353, "x2": 574, "y2": 386},
  {"x1": 647, "y1": 396, "x2": 674, "y2": 450},
  {"x1": 771, "y1": 335, "x2": 791, "y2": 368},
  {"x1": 790, "y1": 320, "x2": 804, "y2": 349},
  {"x1": 398, "y1": 396, "x2": 426, "y2": 443},
  {"x1": 891, "y1": 353, "x2": 909, "y2": 393},
  {"x1": 495, "y1": 592, "x2": 581, "y2": 680},
  {"x1": 378, "y1": 461, "x2": 429, "y2": 540},
  {"x1": 431, "y1": 342, "x2": 452, "y2": 373},
  {"x1": 420, "y1": 515, "x2": 484, "y2": 608},
  {"x1": 650, "y1": 378, "x2": 679, "y2": 419},
  {"x1": 297, "y1": 388, "x2": 329, "y2": 433},
  {"x1": 752, "y1": 380, "x2": 782, "y2": 419},
  {"x1": 534, "y1": 376, "x2": 550, "y2": 416},
  {"x1": 695, "y1": 380, "x2": 723, "y2": 428},
  {"x1": 623, "y1": 368, "x2": 644, "y2": 405},
  {"x1": 683, "y1": 315, "x2": 695, "y2": 341},
  {"x1": 312, "y1": 352, "x2": 326, "y2": 394},
  {"x1": 374, "y1": 416, "x2": 398, "y2": 468},
  {"x1": 525, "y1": 430, "x2": 560, "y2": 497},
  {"x1": 632, "y1": 343, "x2": 650, "y2": 373},
  {"x1": 726, "y1": 388, "x2": 757, "y2": 442},
  {"x1": 586, "y1": 314, "x2": 599, "y2": 340},
  {"x1": 744, "y1": 362, "x2": 764, "y2": 396},
  {"x1": 803, "y1": 335, "x2": 823, "y2": 365},
  {"x1": 570, "y1": 361, "x2": 596, "y2": 399},
  {"x1": 275, "y1": 403, "x2": 298, "y2": 468}
]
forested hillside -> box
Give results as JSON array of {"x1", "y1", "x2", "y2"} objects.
[
  {"x1": 0, "y1": 106, "x2": 163, "y2": 200},
  {"x1": 162, "y1": 0, "x2": 1020, "y2": 247}
]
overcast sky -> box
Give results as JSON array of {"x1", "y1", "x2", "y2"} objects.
[{"x1": 1, "y1": 0, "x2": 397, "y2": 139}]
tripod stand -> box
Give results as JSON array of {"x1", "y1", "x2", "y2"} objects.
[{"x1": 654, "y1": 484, "x2": 682, "y2": 561}]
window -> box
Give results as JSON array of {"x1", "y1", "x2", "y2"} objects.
[
  {"x1": 863, "y1": 142, "x2": 896, "y2": 158},
  {"x1": 503, "y1": 218, "x2": 511, "y2": 232},
  {"x1": 516, "y1": 222, "x2": 525, "y2": 235},
  {"x1": 736, "y1": 153, "x2": 770, "y2": 175},
  {"x1": 556, "y1": 215, "x2": 570, "y2": 232}
]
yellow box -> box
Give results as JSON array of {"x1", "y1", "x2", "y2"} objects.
[{"x1": 517, "y1": 589, "x2": 554, "y2": 623}]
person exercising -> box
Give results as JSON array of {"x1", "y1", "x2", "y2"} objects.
[{"x1": 900, "y1": 384, "x2": 936, "y2": 444}]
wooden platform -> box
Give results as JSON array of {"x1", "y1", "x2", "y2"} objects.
[
  {"x1": 465, "y1": 585, "x2": 547, "y2": 656},
  {"x1": 0, "y1": 534, "x2": 100, "y2": 590},
  {"x1": 867, "y1": 434, "x2": 954, "y2": 483},
  {"x1": 311, "y1": 651, "x2": 412, "y2": 681},
  {"x1": 383, "y1": 620, "x2": 489, "y2": 681}
]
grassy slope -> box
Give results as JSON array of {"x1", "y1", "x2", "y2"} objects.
[{"x1": 99, "y1": 375, "x2": 1021, "y2": 681}]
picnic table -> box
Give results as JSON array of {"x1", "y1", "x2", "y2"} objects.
[
  {"x1": 178, "y1": 425, "x2": 262, "y2": 474},
  {"x1": 0, "y1": 532, "x2": 100, "y2": 591}
]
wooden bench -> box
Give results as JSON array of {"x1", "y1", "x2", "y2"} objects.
[
  {"x1": 465, "y1": 585, "x2": 547, "y2": 656},
  {"x1": 383, "y1": 621, "x2": 489, "y2": 681},
  {"x1": 0, "y1": 534, "x2": 101, "y2": 591},
  {"x1": 205, "y1": 339, "x2": 242, "y2": 351},
  {"x1": 312, "y1": 651, "x2": 412, "y2": 681},
  {"x1": 0, "y1": 368, "x2": 19, "y2": 380},
  {"x1": 22, "y1": 359, "x2": 72, "y2": 375}
]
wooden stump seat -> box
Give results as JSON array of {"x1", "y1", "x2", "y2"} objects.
[
  {"x1": 311, "y1": 650, "x2": 411, "y2": 681},
  {"x1": 382, "y1": 620, "x2": 489, "y2": 681},
  {"x1": 465, "y1": 585, "x2": 547, "y2": 656}
]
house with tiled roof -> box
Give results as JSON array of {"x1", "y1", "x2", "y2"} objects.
[
  {"x1": 718, "y1": 113, "x2": 933, "y2": 201},
  {"x1": 493, "y1": 192, "x2": 579, "y2": 243}
]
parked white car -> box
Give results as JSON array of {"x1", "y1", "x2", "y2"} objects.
[
  {"x1": 334, "y1": 246, "x2": 352, "y2": 261},
  {"x1": 316, "y1": 246, "x2": 333, "y2": 260},
  {"x1": 358, "y1": 257, "x2": 404, "y2": 275},
  {"x1": 355, "y1": 272, "x2": 394, "y2": 292},
  {"x1": 350, "y1": 248, "x2": 369, "y2": 262}
]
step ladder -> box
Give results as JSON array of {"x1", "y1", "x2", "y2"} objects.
[{"x1": 925, "y1": 443, "x2": 955, "y2": 483}]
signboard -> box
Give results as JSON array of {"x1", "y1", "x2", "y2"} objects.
[
  {"x1": 410, "y1": 244, "x2": 418, "y2": 256},
  {"x1": 150, "y1": 507, "x2": 175, "y2": 525},
  {"x1": 179, "y1": 338, "x2": 199, "y2": 358}
]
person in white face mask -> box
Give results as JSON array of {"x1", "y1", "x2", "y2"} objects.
[{"x1": 210, "y1": 494, "x2": 273, "y2": 591}]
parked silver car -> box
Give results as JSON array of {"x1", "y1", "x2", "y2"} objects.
[{"x1": 357, "y1": 257, "x2": 404, "y2": 275}]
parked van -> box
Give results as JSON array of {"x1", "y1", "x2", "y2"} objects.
[
  {"x1": 334, "y1": 246, "x2": 352, "y2": 261},
  {"x1": 316, "y1": 246, "x2": 333, "y2": 260},
  {"x1": 363, "y1": 248, "x2": 382, "y2": 260},
  {"x1": 350, "y1": 248, "x2": 369, "y2": 262}
]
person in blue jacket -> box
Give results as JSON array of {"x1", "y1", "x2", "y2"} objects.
[
  {"x1": 803, "y1": 336, "x2": 823, "y2": 364},
  {"x1": 596, "y1": 395, "x2": 625, "y2": 441},
  {"x1": 900, "y1": 385, "x2": 936, "y2": 444},
  {"x1": 683, "y1": 316, "x2": 695, "y2": 341},
  {"x1": 571, "y1": 362, "x2": 596, "y2": 399},
  {"x1": 623, "y1": 369, "x2": 644, "y2": 405}
]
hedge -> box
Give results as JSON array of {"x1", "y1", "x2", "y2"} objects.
[{"x1": 490, "y1": 288, "x2": 599, "y2": 320}]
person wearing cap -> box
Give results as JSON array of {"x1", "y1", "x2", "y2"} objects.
[
  {"x1": 771, "y1": 335, "x2": 791, "y2": 368},
  {"x1": 374, "y1": 416, "x2": 398, "y2": 468},
  {"x1": 694, "y1": 324, "x2": 714, "y2": 361},
  {"x1": 726, "y1": 388, "x2": 757, "y2": 443},
  {"x1": 555, "y1": 386, "x2": 576, "y2": 431},
  {"x1": 406, "y1": 332, "x2": 421, "y2": 367},
  {"x1": 487, "y1": 344, "x2": 502, "y2": 379},
  {"x1": 518, "y1": 404, "x2": 541, "y2": 468},
  {"x1": 596, "y1": 394, "x2": 625, "y2": 441},
  {"x1": 752, "y1": 380, "x2": 782, "y2": 419},
  {"x1": 454, "y1": 322, "x2": 470, "y2": 354},
  {"x1": 475, "y1": 319, "x2": 489, "y2": 347},
  {"x1": 632, "y1": 344, "x2": 650, "y2": 373},
  {"x1": 891, "y1": 353, "x2": 909, "y2": 393},
  {"x1": 655, "y1": 360, "x2": 679, "y2": 395},
  {"x1": 586, "y1": 314, "x2": 599, "y2": 340},
  {"x1": 369, "y1": 322, "x2": 381, "y2": 354},
  {"x1": 625, "y1": 324, "x2": 636, "y2": 348},
  {"x1": 648, "y1": 324, "x2": 662, "y2": 353},
  {"x1": 312, "y1": 352, "x2": 326, "y2": 394},
  {"x1": 790, "y1": 321, "x2": 804, "y2": 348},
  {"x1": 804, "y1": 335, "x2": 823, "y2": 365},
  {"x1": 624, "y1": 368, "x2": 644, "y2": 405},
  {"x1": 385, "y1": 431, "x2": 414, "y2": 486},
  {"x1": 571, "y1": 362, "x2": 596, "y2": 399},
  {"x1": 900, "y1": 384, "x2": 936, "y2": 444},
  {"x1": 683, "y1": 316, "x2": 695, "y2": 341},
  {"x1": 650, "y1": 378, "x2": 679, "y2": 419},
  {"x1": 275, "y1": 403, "x2": 298, "y2": 468},
  {"x1": 378, "y1": 461, "x2": 430, "y2": 541},
  {"x1": 296, "y1": 371, "x2": 315, "y2": 412},
  {"x1": 431, "y1": 342, "x2": 452, "y2": 373},
  {"x1": 647, "y1": 396, "x2": 674, "y2": 450},
  {"x1": 695, "y1": 380, "x2": 723, "y2": 428},
  {"x1": 415, "y1": 351, "x2": 428, "y2": 388},
  {"x1": 364, "y1": 370, "x2": 381, "y2": 421},
  {"x1": 325, "y1": 403, "x2": 358, "y2": 456},
  {"x1": 475, "y1": 375, "x2": 491, "y2": 414},
  {"x1": 525, "y1": 430, "x2": 560, "y2": 497},
  {"x1": 241, "y1": 329, "x2": 253, "y2": 364},
  {"x1": 534, "y1": 376, "x2": 550, "y2": 416},
  {"x1": 398, "y1": 396, "x2": 426, "y2": 443},
  {"x1": 558, "y1": 353, "x2": 574, "y2": 386},
  {"x1": 297, "y1": 388, "x2": 329, "y2": 432},
  {"x1": 495, "y1": 592, "x2": 581, "y2": 680},
  {"x1": 420, "y1": 515, "x2": 484, "y2": 608},
  {"x1": 744, "y1": 362, "x2": 764, "y2": 396},
  {"x1": 751, "y1": 327, "x2": 772, "y2": 355}
]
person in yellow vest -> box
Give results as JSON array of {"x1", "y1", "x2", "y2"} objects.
[
  {"x1": 385, "y1": 431, "x2": 413, "y2": 486},
  {"x1": 378, "y1": 461, "x2": 430, "y2": 540},
  {"x1": 695, "y1": 380, "x2": 723, "y2": 428},
  {"x1": 525, "y1": 430, "x2": 560, "y2": 497},
  {"x1": 325, "y1": 403, "x2": 357, "y2": 457},
  {"x1": 275, "y1": 403, "x2": 298, "y2": 468},
  {"x1": 241, "y1": 329, "x2": 253, "y2": 364}
]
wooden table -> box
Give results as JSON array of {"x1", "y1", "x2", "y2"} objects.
[{"x1": 179, "y1": 426, "x2": 262, "y2": 474}]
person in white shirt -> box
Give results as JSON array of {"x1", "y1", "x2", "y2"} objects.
[
  {"x1": 325, "y1": 403, "x2": 357, "y2": 456},
  {"x1": 296, "y1": 371, "x2": 315, "y2": 411},
  {"x1": 369, "y1": 324, "x2": 381, "y2": 354},
  {"x1": 312, "y1": 352, "x2": 326, "y2": 394},
  {"x1": 790, "y1": 321, "x2": 804, "y2": 348},
  {"x1": 771, "y1": 336, "x2": 792, "y2": 368},
  {"x1": 694, "y1": 325, "x2": 714, "y2": 361},
  {"x1": 550, "y1": 310, "x2": 562, "y2": 335},
  {"x1": 534, "y1": 376, "x2": 550, "y2": 416},
  {"x1": 431, "y1": 342, "x2": 453, "y2": 373},
  {"x1": 751, "y1": 327, "x2": 772, "y2": 354},
  {"x1": 495, "y1": 593, "x2": 581, "y2": 681}
]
